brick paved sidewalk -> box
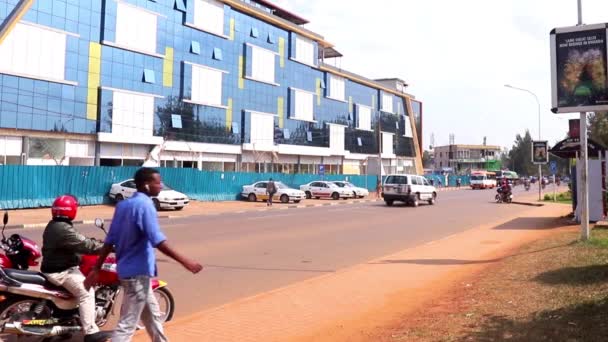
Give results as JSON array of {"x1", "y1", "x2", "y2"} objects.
[{"x1": 133, "y1": 203, "x2": 571, "y2": 342}]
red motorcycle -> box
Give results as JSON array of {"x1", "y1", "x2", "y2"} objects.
[{"x1": 0, "y1": 213, "x2": 174, "y2": 338}]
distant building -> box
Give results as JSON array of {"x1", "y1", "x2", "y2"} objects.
[{"x1": 433, "y1": 144, "x2": 502, "y2": 173}]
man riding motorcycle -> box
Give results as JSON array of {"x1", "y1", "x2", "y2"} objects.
[
  {"x1": 498, "y1": 178, "x2": 512, "y2": 201},
  {"x1": 41, "y1": 195, "x2": 112, "y2": 342}
]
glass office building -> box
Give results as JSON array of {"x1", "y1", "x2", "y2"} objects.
[{"x1": 0, "y1": 0, "x2": 422, "y2": 175}]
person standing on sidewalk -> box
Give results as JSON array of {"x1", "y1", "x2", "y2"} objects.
[
  {"x1": 266, "y1": 178, "x2": 277, "y2": 206},
  {"x1": 84, "y1": 167, "x2": 202, "y2": 342}
]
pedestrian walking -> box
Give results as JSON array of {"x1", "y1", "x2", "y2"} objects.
[
  {"x1": 84, "y1": 167, "x2": 202, "y2": 342},
  {"x1": 266, "y1": 178, "x2": 277, "y2": 206},
  {"x1": 376, "y1": 178, "x2": 382, "y2": 199},
  {"x1": 456, "y1": 178, "x2": 461, "y2": 188}
]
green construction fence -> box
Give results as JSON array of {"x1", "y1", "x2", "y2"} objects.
[{"x1": 0, "y1": 166, "x2": 378, "y2": 209}]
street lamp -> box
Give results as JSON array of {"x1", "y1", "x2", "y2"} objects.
[{"x1": 504, "y1": 84, "x2": 542, "y2": 201}]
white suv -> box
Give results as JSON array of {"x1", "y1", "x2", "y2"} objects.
[{"x1": 382, "y1": 174, "x2": 437, "y2": 207}]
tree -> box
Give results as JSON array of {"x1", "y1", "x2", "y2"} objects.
[
  {"x1": 588, "y1": 111, "x2": 608, "y2": 147},
  {"x1": 505, "y1": 130, "x2": 535, "y2": 176}
]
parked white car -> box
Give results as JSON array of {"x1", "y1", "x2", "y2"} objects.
[
  {"x1": 241, "y1": 181, "x2": 305, "y2": 203},
  {"x1": 332, "y1": 181, "x2": 369, "y2": 198},
  {"x1": 108, "y1": 179, "x2": 190, "y2": 210},
  {"x1": 382, "y1": 174, "x2": 437, "y2": 207},
  {"x1": 300, "y1": 181, "x2": 354, "y2": 200}
]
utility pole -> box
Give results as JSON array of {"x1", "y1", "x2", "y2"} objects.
[{"x1": 577, "y1": 0, "x2": 590, "y2": 240}]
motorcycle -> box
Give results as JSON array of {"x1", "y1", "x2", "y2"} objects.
[
  {"x1": 0, "y1": 213, "x2": 175, "y2": 338},
  {"x1": 524, "y1": 183, "x2": 530, "y2": 191},
  {"x1": 495, "y1": 188, "x2": 513, "y2": 203}
]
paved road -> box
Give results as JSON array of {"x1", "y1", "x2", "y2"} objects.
[{"x1": 10, "y1": 185, "x2": 546, "y2": 323}]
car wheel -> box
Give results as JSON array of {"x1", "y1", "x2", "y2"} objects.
[
  {"x1": 411, "y1": 194, "x2": 420, "y2": 207},
  {"x1": 115, "y1": 194, "x2": 124, "y2": 203},
  {"x1": 353, "y1": 191, "x2": 358, "y2": 199},
  {"x1": 385, "y1": 200, "x2": 394, "y2": 206},
  {"x1": 153, "y1": 198, "x2": 161, "y2": 211},
  {"x1": 175, "y1": 206, "x2": 184, "y2": 211},
  {"x1": 428, "y1": 193, "x2": 436, "y2": 205},
  {"x1": 280, "y1": 194, "x2": 289, "y2": 203},
  {"x1": 331, "y1": 192, "x2": 340, "y2": 200},
  {"x1": 315, "y1": 197, "x2": 321, "y2": 200},
  {"x1": 294, "y1": 200, "x2": 301, "y2": 204},
  {"x1": 248, "y1": 193, "x2": 257, "y2": 202},
  {"x1": 305, "y1": 191, "x2": 312, "y2": 199}
]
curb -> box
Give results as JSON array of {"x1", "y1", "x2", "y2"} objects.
[
  {"x1": 6, "y1": 199, "x2": 383, "y2": 230},
  {"x1": 512, "y1": 201, "x2": 544, "y2": 207}
]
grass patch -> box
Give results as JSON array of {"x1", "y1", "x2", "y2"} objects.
[
  {"x1": 379, "y1": 226, "x2": 608, "y2": 341},
  {"x1": 543, "y1": 191, "x2": 572, "y2": 204}
]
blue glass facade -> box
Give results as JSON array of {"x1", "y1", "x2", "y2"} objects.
[{"x1": 0, "y1": 0, "x2": 421, "y2": 172}]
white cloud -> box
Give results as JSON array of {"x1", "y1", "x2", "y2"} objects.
[{"x1": 271, "y1": 0, "x2": 608, "y2": 149}]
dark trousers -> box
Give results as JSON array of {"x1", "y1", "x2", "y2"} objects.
[{"x1": 267, "y1": 192, "x2": 275, "y2": 205}]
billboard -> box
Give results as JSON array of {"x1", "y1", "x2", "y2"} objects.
[
  {"x1": 550, "y1": 24, "x2": 608, "y2": 113},
  {"x1": 532, "y1": 141, "x2": 549, "y2": 164}
]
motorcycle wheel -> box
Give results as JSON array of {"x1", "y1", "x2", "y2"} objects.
[
  {"x1": 495, "y1": 194, "x2": 502, "y2": 203},
  {"x1": 136, "y1": 287, "x2": 175, "y2": 330},
  {"x1": 0, "y1": 296, "x2": 52, "y2": 325}
]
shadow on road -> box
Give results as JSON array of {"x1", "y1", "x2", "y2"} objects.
[
  {"x1": 372, "y1": 258, "x2": 500, "y2": 265},
  {"x1": 534, "y1": 264, "x2": 608, "y2": 286},
  {"x1": 492, "y1": 217, "x2": 567, "y2": 230},
  {"x1": 371, "y1": 243, "x2": 573, "y2": 266},
  {"x1": 461, "y1": 299, "x2": 608, "y2": 341}
]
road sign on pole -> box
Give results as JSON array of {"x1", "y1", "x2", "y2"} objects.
[
  {"x1": 318, "y1": 164, "x2": 325, "y2": 177},
  {"x1": 550, "y1": 161, "x2": 557, "y2": 175}
]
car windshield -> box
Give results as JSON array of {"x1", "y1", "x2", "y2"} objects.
[
  {"x1": 471, "y1": 175, "x2": 484, "y2": 180},
  {"x1": 161, "y1": 183, "x2": 173, "y2": 191},
  {"x1": 276, "y1": 182, "x2": 288, "y2": 189},
  {"x1": 345, "y1": 182, "x2": 355, "y2": 187},
  {"x1": 385, "y1": 176, "x2": 408, "y2": 184},
  {"x1": 334, "y1": 182, "x2": 345, "y2": 187}
]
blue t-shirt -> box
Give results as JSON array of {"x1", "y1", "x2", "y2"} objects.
[{"x1": 106, "y1": 192, "x2": 167, "y2": 279}]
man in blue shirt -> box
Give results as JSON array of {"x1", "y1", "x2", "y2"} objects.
[{"x1": 84, "y1": 168, "x2": 202, "y2": 341}]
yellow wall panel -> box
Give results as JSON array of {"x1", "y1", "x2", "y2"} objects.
[{"x1": 163, "y1": 47, "x2": 174, "y2": 87}]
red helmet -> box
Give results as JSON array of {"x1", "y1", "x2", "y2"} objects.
[{"x1": 51, "y1": 195, "x2": 78, "y2": 220}]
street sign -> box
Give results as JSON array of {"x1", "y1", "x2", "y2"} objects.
[
  {"x1": 550, "y1": 161, "x2": 557, "y2": 175},
  {"x1": 532, "y1": 140, "x2": 549, "y2": 164},
  {"x1": 318, "y1": 164, "x2": 325, "y2": 176}
]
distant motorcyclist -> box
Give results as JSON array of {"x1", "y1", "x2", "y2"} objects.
[
  {"x1": 41, "y1": 195, "x2": 112, "y2": 342},
  {"x1": 498, "y1": 178, "x2": 512, "y2": 200}
]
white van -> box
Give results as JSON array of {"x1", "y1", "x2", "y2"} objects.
[{"x1": 382, "y1": 174, "x2": 437, "y2": 207}]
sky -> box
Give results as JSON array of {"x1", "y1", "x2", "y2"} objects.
[{"x1": 270, "y1": 0, "x2": 608, "y2": 151}]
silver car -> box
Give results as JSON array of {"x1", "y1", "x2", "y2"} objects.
[
  {"x1": 300, "y1": 181, "x2": 354, "y2": 200},
  {"x1": 241, "y1": 181, "x2": 305, "y2": 203},
  {"x1": 108, "y1": 179, "x2": 190, "y2": 210},
  {"x1": 332, "y1": 181, "x2": 369, "y2": 198}
]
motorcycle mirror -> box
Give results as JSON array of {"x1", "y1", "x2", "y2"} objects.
[
  {"x1": 94, "y1": 218, "x2": 104, "y2": 228},
  {"x1": 2, "y1": 212, "x2": 7, "y2": 226}
]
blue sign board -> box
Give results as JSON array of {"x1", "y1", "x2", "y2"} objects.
[
  {"x1": 318, "y1": 164, "x2": 325, "y2": 176},
  {"x1": 550, "y1": 161, "x2": 557, "y2": 175}
]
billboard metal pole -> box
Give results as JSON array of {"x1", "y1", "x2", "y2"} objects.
[{"x1": 578, "y1": 0, "x2": 590, "y2": 240}]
